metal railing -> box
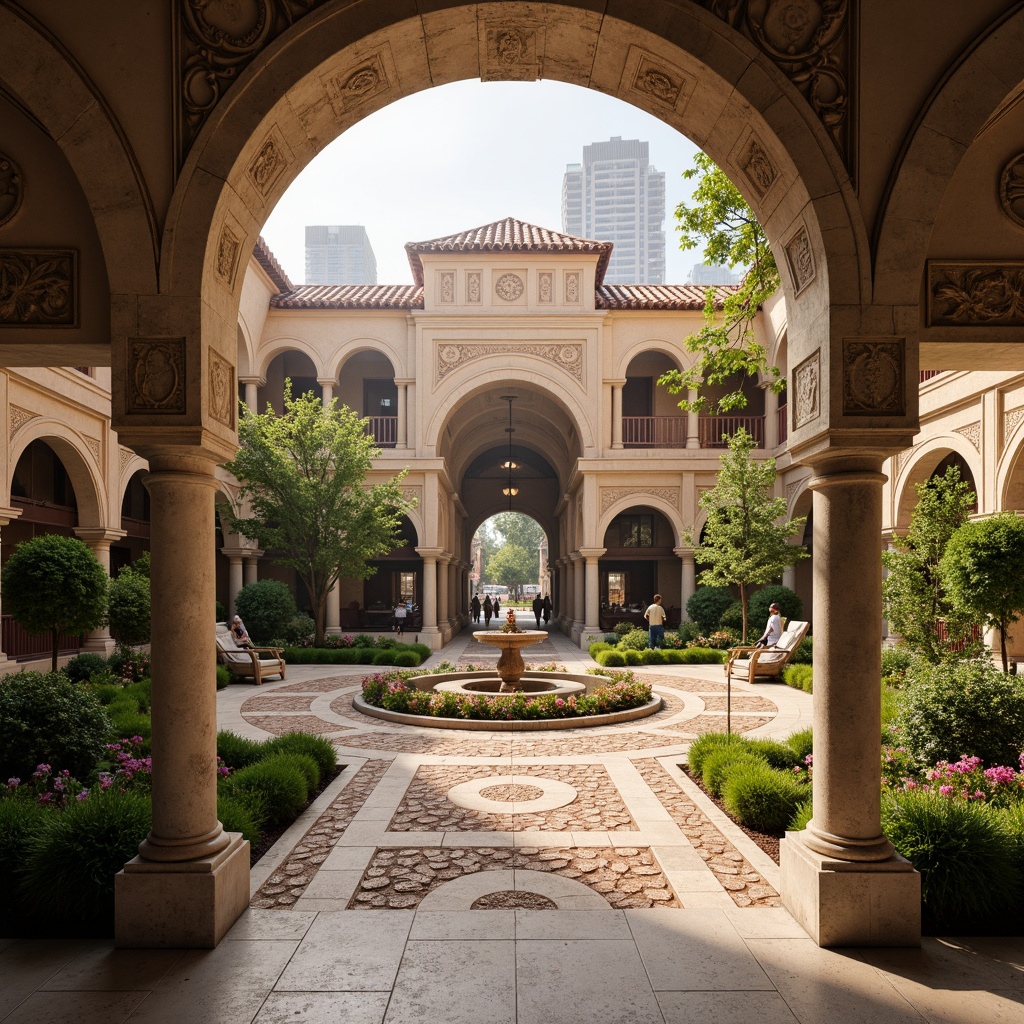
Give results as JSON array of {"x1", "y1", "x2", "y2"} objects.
[
  {"x1": 366, "y1": 416, "x2": 398, "y2": 448},
  {"x1": 919, "y1": 370, "x2": 942, "y2": 382},
  {"x1": 621, "y1": 415, "x2": 687, "y2": 448},
  {"x1": 698, "y1": 414, "x2": 765, "y2": 448},
  {"x1": 1, "y1": 616, "x2": 82, "y2": 661}
]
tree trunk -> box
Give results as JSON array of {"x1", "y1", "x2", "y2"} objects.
[
  {"x1": 51, "y1": 626, "x2": 58, "y2": 674},
  {"x1": 739, "y1": 583, "x2": 748, "y2": 643},
  {"x1": 1000, "y1": 621, "x2": 1009, "y2": 673}
]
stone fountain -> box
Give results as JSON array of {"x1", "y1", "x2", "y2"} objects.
[{"x1": 472, "y1": 608, "x2": 548, "y2": 691}]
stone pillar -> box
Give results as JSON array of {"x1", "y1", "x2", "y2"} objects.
[
  {"x1": 74, "y1": 527, "x2": 127, "y2": 653},
  {"x1": 610, "y1": 382, "x2": 624, "y2": 449},
  {"x1": 563, "y1": 557, "x2": 574, "y2": 623},
  {"x1": 782, "y1": 565, "x2": 797, "y2": 591},
  {"x1": 416, "y1": 547, "x2": 442, "y2": 640},
  {"x1": 318, "y1": 378, "x2": 335, "y2": 409},
  {"x1": 219, "y1": 548, "x2": 244, "y2": 620},
  {"x1": 437, "y1": 555, "x2": 451, "y2": 631},
  {"x1": 396, "y1": 379, "x2": 411, "y2": 449},
  {"x1": 686, "y1": 389, "x2": 700, "y2": 449},
  {"x1": 243, "y1": 551, "x2": 262, "y2": 587},
  {"x1": 571, "y1": 553, "x2": 585, "y2": 630},
  {"x1": 674, "y1": 546, "x2": 696, "y2": 620},
  {"x1": 579, "y1": 547, "x2": 605, "y2": 630},
  {"x1": 326, "y1": 580, "x2": 341, "y2": 636},
  {"x1": 763, "y1": 383, "x2": 779, "y2": 449},
  {"x1": 449, "y1": 560, "x2": 458, "y2": 627},
  {"x1": 780, "y1": 458, "x2": 919, "y2": 946},
  {"x1": 239, "y1": 376, "x2": 262, "y2": 412},
  {"x1": 116, "y1": 451, "x2": 250, "y2": 948},
  {"x1": 0, "y1": 508, "x2": 22, "y2": 662}
]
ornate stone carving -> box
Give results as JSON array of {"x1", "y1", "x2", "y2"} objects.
[
  {"x1": 784, "y1": 225, "x2": 815, "y2": 294},
  {"x1": 892, "y1": 447, "x2": 913, "y2": 480},
  {"x1": 119, "y1": 447, "x2": 136, "y2": 474},
  {"x1": 329, "y1": 51, "x2": 393, "y2": 113},
  {"x1": 127, "y1": 338, "x2": 187, "y2": 414},
  {"x1": 927, "y1": 262, "x2": 1024, "y2": 327},
  {"x1": 955, "y1": 421, "x2": 981, "y2": 451},
  {"x1": 1004, "y1": 406, "x2": 1024, "y2": 445},
  {"x1": 697, "y1": 0, "x2": 852, "y2": 165},
  {"x1": 495, "y1": 273, "x2": 524, "y2": 302},
  {"x1": 83, "y1": 435, "x2": 102, "y2": 465},
  {"x1": 843, "y1": 339, "x2": 905, "y2": 417},
  {"x1": 538, "y1": 272, "x2": 553, "y2": 303},
  {"x1": 400, "y1": 484, "x2": 421, "y2": 504},
  {"x1": 9, "y1": 405, "x2": 38, "y2": 434},
  {"x1": 436, "y1": 342, "x2": 583, "y2": 385},
  {"x1": 0, "y1": 152, "x2": 24, "y2": 228},
  {"x1": 467, "y1": 272, "x2": 481, "y2": 304},
  {"x1": 600, "y1": 486, "x2": 681, "y2": 514},
  {"x1": 247, "y1": 129, "x2": 290, "y2": 198},
  {"x1": 564, "y1": 272, "x2": 580, "y2": 304},
  {"x1": 209, "y1": 349, "x2": 235, "y2": 429},
  {"x1": 999, "y1": 152, "x2": 1024, "y2": 229},
  {"x1": 440, "y1": 272, "x2": 455, "y2": 304},
  {"x1": 620, "y1": 47, "x2": 695, "y2": 114},
  {"x1": 785, "y1": 480, "x2": 804, "y2": 507},
  {"x1": 731, "y1": 127, "x2": 778, "y2": 200},
  {"x1": 792, "y1": 350, "x2": 820, "y2": 428},
  {"x1": 481, "y1": 23, "x2": 542, "y2": 81},
  {"x1": 0, "y1": 250, "x2": 77, "y2": 326},
  {"x1": 216, "y1": 224, "x2": 243, "y2": 285}
]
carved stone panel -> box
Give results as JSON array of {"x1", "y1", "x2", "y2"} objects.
[
  {"x1": 538, "y1": 272, "x2": 553, "y2": 303},
  {"x1": 480, "y1": 23, "x2": 543, "y2": 81},
  {"x1": 1004, "y1": 406, "x2": 1024, "y2": 448},
  {"x1": 927, "y1": 262, "x2": 1024, "y2": 327},
  {"x1": 842, "y1": 339, "x2": 905, "y2": 417},
  {"x1": 892, "y1": 447, "x2": 914, "y2": 480},
  {"x1": 127, "y1": 338, "x2": 187, "y2": 415},
  {"x1": 494, "y1": 273, "x2": 524, "y2": 302},
  {"x1": 215, "y1": 224, "x2": 243, "y2": 286},
  {"x1": 564, "y1": 272, "x2": 580, "y2": 304},
  {"x1": 792, "y1": 350, "x2": 820, "y2": 428},
  {"x1": 467, "y1": 272, "x2": 481, "y2": 304},
  {"x1": 439, "y1": 271, "x2": 455, "y2": 304},
  {"x1": 247, "y1": 128, "x2": 291, "y2": 199},
  {"x1": 436, "y1": 342, "x2": 583, "y2": 386},
  {"x1": 9, "y1": 405, "x2": 38, "y2": 434},
  {"x1": 328, "y1": 49, "x2": 395, "y2": 114},
  {"x1": 600, "y1": 486, "x2": 680, "y2": 514},
  {"x1": 119, "y1": 447, "x2": 136, "y2": 474},
  {"x1": 83, "y1": 435, "x2": 102, "y2": 465},
  {"x1": 955, "y1": 421, "x2": 981, "y2": 452},
  {"x1": 784, "y1": 225, "x2": 815, "y2": 295},
  {"x1": 999, "y1": 152, "x2": 1024, "y2": 229},
  {"x1": 209, "y1": 349, "x2": 235, "y2": 429},
  {"x1": 0, "y1": 153, "x2": 24, "y2": 228},
  {"x1": 619, "y1": 46, "x2": 695, "y2": 114},
  {"x1": 730, "y1": 127, "x2": 779, "y2": 201},
  {"x1": 0, "y1": 250, "x2": 77, "y2": 326}
]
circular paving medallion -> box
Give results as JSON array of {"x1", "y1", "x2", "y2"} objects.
[
  {"x1": 445, "y1": 774, "x2": 578, "y2": 813},
  {"x1": 472, "y1": 891, "x2": 556, "y2": 910},
  {"x1": 477, "y1": 783, "x2": 544, "y2": 802}
]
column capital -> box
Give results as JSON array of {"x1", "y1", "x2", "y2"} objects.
[
  {"x1": 243, "y1": 548, "x2": 265, "y2": 559},
  {"x1": 578, "y1": 546, "x2": 606, "y2": 561},
  {"x1": 673, "y1": 546, "x2": 696, "y2": 562},
  {"x1": 0, "y1": 506, "x2": 22, "y2": 529},
  {"x1": 220, "y1": 546, "x2": 248, "y2": 560},
  {"x1": 569, "y1": 551, "x2": 583, "y2": 563},
  {"x1": 74, "y1": 526, "x2": 128, "y2": 546},
  {"x1": 316, "y1": 377, "x2": 336, "y2": 386},
  {"x1": 394, "y1": 377, "x2": 415, "y2": 386},
  {"x1": 605, "y1": 378, "x2": 627, "y2": 387},
  {"x1": 238, "y1": 375, "x2": 265, "y2": 387},
  {"x1": 415, "y1": 546, "x2": 444, "y2": 561}
]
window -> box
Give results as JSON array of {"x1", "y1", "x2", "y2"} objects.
[
  {"x1": 395, "y1": 571, "x2": 416, "y2": 604},
  {"x1": 607, "y1": 572, "x2": 626, "y2": 606},
  {"x1": 620, "y1": 514, "x2": 654, "y2": 547}
]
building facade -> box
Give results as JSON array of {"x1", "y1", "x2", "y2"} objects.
[{"x1": 304, "y1": 225, "x2": 378, "y2": 285}]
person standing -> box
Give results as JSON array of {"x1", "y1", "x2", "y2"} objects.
[
  {"x1": 754, "y1": 602, "x2": 784, "y2": 647},
  {"x1": 483, "y1": 594, "x2": 493, "y2": 627},
  {"x1": 493, "y1": 596, "x2": 501, "y2": 617},
  {"x1": 471, "y1": 593, "x2": 481, "y2": 623},
  {"x1": 644, "y1": 594, "x2": 667, "y2": 649},
  {"x1": 542, "y1": 595, "x2": 552, "y2": 625},
  {"x1": 532, "y1": 593, "x2": 543, "y2": 628}
]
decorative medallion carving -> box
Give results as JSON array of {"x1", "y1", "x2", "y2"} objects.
[
  {"x1": 436, "y1": 342, "x2": 583, "y2": 385},
  {"x1": 127, "y1": 338, "x2": 187, "y2": 414},
  {"x1": 209, "y1": 349, "x2": 235, "y2": 429},
  {"x1": 119, "y1": 447, "x2": 136, "y2": 474},
  {"x1": 83, "y1": 435, "x2": 102, "y2": 465},
  {"x1": 247, "y1": 129, "x2": 290, "y2": 199},
  {"x1": 9, "y1": 405, "x2": 38, "y2": 434},
  {"x1": 0, "y1": 152, "x2": 24, "y2": 228},
  {"x1": 696, "y1": 0, "x2": 852, "y2": 166},
  {"x1": 999, "y1": 152, "x2": 1024, "y2": 229},
  {"x1": 784, "y1": 225, "x2": 815, "y2": 294},
  {"x1": 466, "y1": 272, "x2": 481, "y2": 304},
  {"x1": 400, "y1": 484, "x2": 421, "y2": 504},
  {"x1": 600, "y1": 486, "x2": 681, "y2": 515},
  {"x1": 328, "y1": 50, "x2": 394, "y2": 113},
  {"x1": 1004, "y1": 406, "x2": 1024, "y2": 446},
  {"x1": 440, "y1": 271, "x2": 455, "y2": 304},
  {"x1": 495, "y1": 273, "x2": 524, "y2": 302},
  {"x1": 785, "y1": 480, "x2": 804, "y2": 507},
  {"x1": 538, "y1": 272, "x2": 553, "y2": 303},
  {"x1": 619, "y1": 47, "x2": 695, "y2": 114},
  {"x1": 216, "y1": 224, "x2": 243, "y2": 286},
  {"x1": 955, "y1": 421, "x2": 981, "y2": 452},
  {"x1": 843, "y1": 339, "x2": 905, "y2": 417},
  {"x1": 927, "y1": 262, "x2": 1024, "y2": 327},
  {"x1": 731, "y1": 127, "x2": 778, "y2": 201},
  {"x1": 0, "y1": 250, "x2": 77, "y2": 326},
  {"x1": 564, "y1": 272, "x2": 580, "y2": 304},
  {"x1": 481, "y1": 23, "x2": 542, "y2": 81},
  {"x1": 792, "y1": 350, "x2": 820, "y2": 428},
  {"x1": 892, "y1": 447, "x2": 913, "y2": 480}
]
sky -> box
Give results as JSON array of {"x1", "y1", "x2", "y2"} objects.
[{"x1": 260, "y1": 79, "x2": 706, "y2": 286}]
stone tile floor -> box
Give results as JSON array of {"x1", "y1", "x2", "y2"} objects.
[{"x1": 3, "y1": 626, "x2": 1022, "y2": 1023}]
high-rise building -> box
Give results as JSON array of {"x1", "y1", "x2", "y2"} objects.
[
  {"x1": 688, "y1": 263, "x2": 742, "y2": 286},
  {"x1": 304, "y1": 225, "x2": 378, "y2": 284},
  {"x1": 560, "y1": 137, "x2": 666, "y2": 285}
]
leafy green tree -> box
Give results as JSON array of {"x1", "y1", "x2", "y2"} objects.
[
  {"x1": 2, "y1": 534, "x2": 108, "y2": 672},
  {"x1": 224, "y1": 385, "x2": 413, "y2": 645},
  {"x1": 234, "y1": 579, "x2": 296, "y2": 646},
  {"x1": 882, "y1": 465, "x2": 978, "y2": 662},
  {"x1": 490, "y1": 512, "x2": 543, "y2": 582},
  {"x1": 107, "y1": 561, "x2": 151, "y2": 647},
  {"x1": 687, "y1": 428, "x2": 807, "y2": 641},
  {"x1": 940, "y1": 512, "x2": 1024, "y2": 672},
  {"x1": 659, "y1": 152, "x2": 782, "y2": 414},
  {"x1": 486, "y1": 543, "x2": 534, "y2": 600}
]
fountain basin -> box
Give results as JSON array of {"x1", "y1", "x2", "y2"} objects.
[{"x1": 472, "y1": 628, "x2": 549, "y2": 689}]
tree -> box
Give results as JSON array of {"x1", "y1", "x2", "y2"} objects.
[
  {"x1": 659, "y1": 152, "x2": 782, "y2": 414},
  {"x1": 882, "y1": 465, "x2": 978, "y2": 662},
  {"x1": 234, "y1": 579, "x2": 296, "y2": 646},
  {"x1": 224, "y1": 386, "x2": 413, "y2": 645},
  {"x1": 486, "y1": 543, "x2": 534, "y2": 600},
  {"x1": 2, "y1": 534, "x2": 108, "y2": 672},
  {"x1": 940, "y1": 512, "x2": 1024, "y2": 672},
  {"x1": 107, "y1": 561, "x2": 151, "y2": 647},
  {"x1": 687, "y1": 428, "x2": 807, "y2": 641},
  {"x1": 490, "y1": 512, "x2": 543, "y2": 583}
]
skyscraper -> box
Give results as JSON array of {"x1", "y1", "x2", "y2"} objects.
[
  {"x1": 560, "y1": 137, "x2": 666, "y2": 285},
  {"x1": 304, "y1": 225, "x2": 378, "y2": 285}
]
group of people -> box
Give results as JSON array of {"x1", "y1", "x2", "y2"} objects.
[{"x1": 470, "y1": 592, "x2": 552, "y2": 628}]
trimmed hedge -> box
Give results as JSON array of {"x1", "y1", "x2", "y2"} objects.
[
  {"x1": 222, "y1": 755, "x2": 309, "y2": 827},
  {"x1": 593, "y1": 646, "x2": 726, "y2": 668},
  {"x1": 701, "y1": 748, "x2": 768, "y2": 798},
  {"x1": 264, "y1": 732, "x2": 337, "y2": 779},
  {"x1": 782, "y1": 664, "x2": 813, "y2": 693},
  {"x1": 722, "y1": 760, "x2": 807, "y2": 833},
  {"x1": 282, "y1": 645, "x2": 422, "y2": 666},
  {"x1": 686, "y1": 731, "x2": 747, "y2": 776}
]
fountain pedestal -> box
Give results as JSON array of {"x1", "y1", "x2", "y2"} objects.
[{"x1": 472, "y1": 628, "x2": 548, "y2": 691}]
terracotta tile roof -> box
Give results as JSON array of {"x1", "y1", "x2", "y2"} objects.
[
  {"x1": 597, "y1": 284, "x2": 740, "y2": 310},
  {"x1": 252, "y1": 236, "x2": 293, "y2": 292},
  {"x1": 270, "y1": 284, "x2": 423, "y2": 309},
  {"x1": 404, "y1": 217, "x2": 613, "y2": 285}
]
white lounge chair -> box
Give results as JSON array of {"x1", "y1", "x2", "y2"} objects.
[
  {"x1": 216, "y1": 626, "x2": 286, "y2": 685},
  {"x1": 726, "y1": 620, "x2": 810, "y2": 685}
]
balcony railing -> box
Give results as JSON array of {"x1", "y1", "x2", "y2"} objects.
[
  {"x1": 698, "y1": 414, "x2": 765, "y2": 448},
  {"x1": 621, "y1": 415, "x2": 687, "y2": 448},
  {"x1": 366, "y1": 416, "x2": 397, "y2": 448},
  {"x1": 777, "y1": 404, "x2": 788, "y2": 445},
  {"x1": 1, "y1": 615, "x2": 82, "y2": 661},
  {"x1": 919, "y1": 370, "x2": 943, "y2": 382}
]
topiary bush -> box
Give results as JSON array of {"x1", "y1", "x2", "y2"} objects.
[
  {"x1": 393, "y1": 650, "x2": 419, "y2": 667},
  {"x1": 234, "y1": 579, "x2": 297, "y2": 646},
  {"x1": 719, "y1": 600, "x2": 745, "y2": 631},
  {"x1": 222, "y1": 754, "x2": 309, "y2": 826},
  {"x1": 589, "y1": 641, "x2": 614, "y2": 658},
  {"x1": 217, "y1": 730, "x2": 267, "y2": 770},
  {"x1": 372, "y1": 649, "x2": 397, "y2": 665},
  {"x1": 0, "y1": 671, "x2": 111, "y2": 781},
  {"x1": 617, "y1": 628, "x2": 649, "y2": 651},
  {"x1": 748, "y1": 585, "x2": 802, "y2": 631},
  {"x1": 62, "y1": 652, "x2": 109, "y2": 684},
  {"x1": 596, "y1": 649, "x2": 626, "y2": 667},
  {"x1": 106, "y1": 564, "x2": 151, "y2": 646},
  {"x1": 686, "y1": 731, "x2": 747, "y2": 775},
  {"x1": 743, "y1": 738, "x2": 800, "y2": 770},
  {"x1": 264, "y1": 731, "x2": 337, "y2": 780},
  {"x1": 701, "y1": 748, "x2": 768, "y2": 798},
  {"x1": 686, "y1": 587, "x2": 733, "y2": 635},
  {"x1": 722, "y1": 761, "x2": 807, "y2": 833},
  {"x1": 896, "y1": 659, "x2": 1024, "y2": 767},
  {"x1": 283, "y1": 613, "x2": 316, "y2": 644}
]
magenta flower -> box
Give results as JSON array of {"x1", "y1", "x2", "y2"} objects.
[
  {"x1": 6, "y1": 777, "x2": 19, "y2": 788},
  {"x1": 939, "y1": 785, "x2": 953, "y2": 795}
]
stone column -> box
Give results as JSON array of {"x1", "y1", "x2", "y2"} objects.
[
  {"x1": 437, "y1": 555, "x2": 451, "y2": 633},
  {"x1": 449, "y1": 560, "x2": 458, "y2": 628},
  {"x1": 318, "y1": 378, "x2": 335, "y2": 410},
  {"x1": 763, "y1": 383, "x2": 779, "y2": 449},
  {"x1": 416, "y1": 547, "x2": 442, "y2": 641},
  {"x1": 571, "y1": 553, "x2": 585, "y2": 631},
  {"x1": 686, "y1": 389, "x2": 700, "y2": 449},
  {"x1": 243, "y1": 551, "x2": 262, "y2": 587},
  {"x1": 219, "y1": 548, "x2": 245, "y2": 620},
  {"x1": 563, "y1": 557, "x2": 574, "y2": 624},
  {"x1": 326, "y1": 580, "x2": 341, "y2": 635},
  {"x1": 396, "y1": 379, "x2": 412, "y2": 450},
  {"x1": 239, "y1": 376, "x2": 263, "y2": 412},
  {"x1": 116, "y1": 451, "x2": 250, "y2": 948},
  {"x1": 674, "y1": 546, "x2": 696, "y2": 620},
  {"x1": 610, "y1": 382, "x2": 624, "y2": 449},
  {"x1": 579, "y1": 546, "x2": 605, "y2": 630},
  {"x1": 780, "y1": 457, "x2": 919, "y2": 946},
  {"x1": 782, "y1": 565, "x2": 797, "y2": 591},
  {"x1": 74, "y1": 527, "x2": 127, "y2": 653},
  {"x1": 0, "y1": 508, "x2": 22, "y2": 662}
]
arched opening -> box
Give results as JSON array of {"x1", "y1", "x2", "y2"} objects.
[
  {"x1": 114, "y1": 470, "x2": 151, "y2": 576},
  {"x1": 622, "y1": 351, "x2": 686, "y2": 448},
  {"x1": 258, "y1": 349, "x2": 319, "y2": 414},
  {"x1": 337, "y1": 350, "x2": 399, "y2": 448},
  {"x1": 358, "y1": 516, "x2": 422, "y2": 631},
  {"x1": 697, "y1": 372, "x2": 766, "y2": 448}
]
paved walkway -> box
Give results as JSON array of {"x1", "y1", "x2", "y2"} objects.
[{"x1": 2, "y1": 628, "x2": 1022, "y2": 1023}]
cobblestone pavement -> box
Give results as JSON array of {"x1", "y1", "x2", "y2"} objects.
[{"x1": 231, "y1": 628, "x2": 809, "y2": 917}]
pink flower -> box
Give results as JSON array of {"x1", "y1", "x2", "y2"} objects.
[
  {"x1": 939, "y1": 785, "x2": 953, "y2": 795},
  {"x1": 984, "y1": 765, "x2": 1017, "y2": 785},
  {"x1": 6, "y1": 777, "x2": 19, "y2": 788}
]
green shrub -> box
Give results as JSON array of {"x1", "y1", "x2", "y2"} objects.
[
  {"x1": 675, "y1": 647, "x2": 727, "y2": 664},
  {"x1": 358, "y1": 648, "x2": 377, "y2": 664},
  {"x1": 108, "y1": 710, "x2": 151, "y2": 749},
  {"x1": 676, "y1": 621, "x2": 702, "y2": 645},
  {"x1": 596, "y1": 649, "x2": 626, "y2": 667},
  {"x1": 998, "y1": 804, "x2": 1024, "y2": 892},
  {"x1": 223, "y1": 754, "x2": 309, "y2": 826},
  {"x1": 63, "y1": 653, "x2": 109, "y2": 684},
  {"x1": 122, "y1": 679, "x2": 151, "y2": 712},
  {"x1": 0, "y1": 798, "x2": 48, "y2": 927},
  {"x1": 613, "y1": 621, "x2": 634, "y2": 637},
  {"x1": 782, "y1": 664, "x2": 813, "y2": 693},
  {"x1": 216, "y1": 600, "x2": 226, "y2": 623},
  {"x1": 283, "y1": 613, "x2": 316, "y2": 644},
  {"x1": 686, "y1": 731, "x2": 748, "y2": 775},
  {"x1": 789, "y1": 635, "x2": 813, "y2": 664},
  {"x1": 108, "y1": 646, "x2": 150, "y2": 682},
  {"x1": 722, "y1": 761, "x2": 807, "y2": 833},
  {"x1": 264, "y1": 732, "x2": 337, "y2": 779},
  {"x1": 686, "y1": 587, "x2": 733, "y2": 634},
  {"x1": 603, "y1": 633, "x2": 619, "y2": 644},
  {"x1": 623, "y1": 649, "x2": 643, "y2": 665},
  {"x1": 264, "y1": 751, "x2": 320, "y2": 792},
  {"x1": 749, "y1": 585, "x2": 803, "y2": 631},
  {"x1": 882, "y1": 790, "x2": 1020, "y2": 925},
  {"x1": 106, "y1": 566, "x2": 151, "y2": 646},
  {"x1": 786, "y1": 727, "x2": 813, "y2": 763},
  {"x1": 217, "y1": 793, "x2": 265, "y2": 847},
  {"x1": 743, "y1": 738, "x2": 799, "y2": 769},
  {"x1": 410, "y1": 643, "x2": 431, "y2": 661},
  {"x1": 881, "y1": 645, "x2": 914, "y2": 682},
  {"x1": 217, "y1": 730, "x2": 267, "y2": 770},
  {"x1": 589, "y1": 641, "x2": 614, "y2": 658},
  {"x1": 896, "y1": 659, "x2": 1024, "y2": 767},
  {"x1": 702, "y1": 748, "x2": 767, "y2": 798},
  {"x1": 20, "y1": 791, "x2": 151, "y2": 934},
  {"x1": 372, "y1": 649, "x2": 397, "y2": 665},
  {"x1": 789, "y1": 798, "x2": 814, "y2": 831},
  {"x1": 618, "y1": 628, "x2": 649, "y2": 651},
  {"x1": 720, "y1": 600, "x2": 744, "y2": 630},
  {"x1": 216, "y1": 664, "x2": 232, "y2": 689},
  {"x1": 639, "y1": 648, "x2": 666, "y2": 665},
  {"x1": 234, "y1": 580, "x2": 297, "y2": 646},
  {"x1": 0, "y1": 671, "x2": 111, "y2": 781},
  {"x1": 353, "y1": 634, "x2": 374, "y2": 648}
]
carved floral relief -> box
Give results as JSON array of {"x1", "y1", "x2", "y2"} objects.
[
  {"x1": 436, "y1": 342, "x2": 583, "y2": 385},
  {"x1": 955, "y1": 422, "x2": 981, "y2": 452},
  {"x1": 481, "y1": 23, "x2": 543, "y2": 81},
  {"x1": 0, "y1": 250, "x2": 77, "y2": 326},
  {"x1": 209, "y1": 349, "x2": 235, "y2": 429},
  {"x1": 495, "y1": 273, "x2": 524, "y2": 301},
  {"x1": 539, "y1": 272, "x2": 553, "y2": 303},
  {"x1": 792, "y1": 350, "x2": 820, "y2": 428},
  {"x1": 247, "y1": 130, "x2": 290, "y2": 198},
  {"x1": 620, "y1": 47, "x2": 695, "y2": 114},
  {"x1": 216, "y1": 225, "x2": 243, "y2": 286},
  {"x1": 9, "y1": 405, "x2": 38, "y2": 434},
  {"x1": 564, "y1": 272, "x2": 580, "y2": 304},
  {"x1": 440, "y1": 272, "x2": 455, "y2": 304},
  {"x1": 127, "y1": 338, "x2": 187, "y2": 414},
  {"x1": 842, "y1": 339, "x2": 905, "y2": 417},
  {"x1": 928, "y1": 262, "x2": 1024, "y2": 327},
  {"x1": 600, "y1": 486, "x2": 680, "y2": 514},
  {"x1": 329, "y1": 51, "x2": 393, "y2": 113},
  {"x1": 999, "y1": 152, "x2": 1024, "y2": 229},
  {"x1": 0, "y1": 153, "x2": 23, "y2": 228},
  {"x1": 467, "y1": 272, "x2": 481, "y2": 303},
  {"x1": 784, "y1": 226, "x2": 815, "y2": 294}
]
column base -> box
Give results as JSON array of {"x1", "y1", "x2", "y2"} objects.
[
  {"x1": 780, "y1": 832, "x2": 920, "y2": 947},
  {"x1": 81, "y1": 636, "x2": 117, "y2": 654},
  {"x1": 115, "y1": 833, "x2": 250, "y2": 948},
  {"x1": 325, "y1": 626, "x2": 343, "y2": 636}
]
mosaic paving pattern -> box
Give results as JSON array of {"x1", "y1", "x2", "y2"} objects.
[{"x1": 242, "y1": 712, "x2": 347, "y2": 736}]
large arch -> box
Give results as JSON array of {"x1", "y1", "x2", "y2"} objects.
[{"x1": 893, "y1": 436, "x2": 982, "y2": 528}]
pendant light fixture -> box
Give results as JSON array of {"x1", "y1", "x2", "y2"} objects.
[{"x1": 500, "y1": 394, "x2": 518, "y2": 508}]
